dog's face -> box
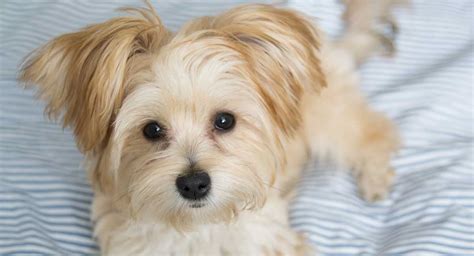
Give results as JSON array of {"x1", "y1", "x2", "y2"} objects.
[
  {"x1": 20, "y1": 4, "x2": 325, "y2": 229},
  {"x1": 113, "y1": 39, "x2": 279, "y2": 227}
]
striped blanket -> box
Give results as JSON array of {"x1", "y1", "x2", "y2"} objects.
[{"x1": 0, "y1": 0, "x2": 472, "y2": 255}]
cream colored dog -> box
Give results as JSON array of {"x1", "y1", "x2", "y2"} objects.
[{"x1": 20, "y1": 1, "x2": 401, "y2": 255}]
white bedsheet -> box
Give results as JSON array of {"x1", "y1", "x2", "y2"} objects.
[{"x1": 1, "y1": 0, "x2": 472, "y2": 255}]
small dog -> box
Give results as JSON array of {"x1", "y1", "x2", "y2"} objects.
[{"x1": 20, "y1": 1, "x2": 401, "y2": 255}]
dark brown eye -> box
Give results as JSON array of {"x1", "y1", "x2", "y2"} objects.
[
  {"x1": 214, "y1": 112, "x2": 235, "y2": 131},
  {"x1": 143, "y1": 121, "x2": 165, "y2": 141}
]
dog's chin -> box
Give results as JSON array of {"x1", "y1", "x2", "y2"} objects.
[
  {"x1": 130, "y1": 197, "x2": 244, "y2": 231},
  {"x1": 189, "y1": 202, "x2": 205, "y2": 209},
  {"x1": 172, "y1": 204, "x2": 240, "y2": 231}
]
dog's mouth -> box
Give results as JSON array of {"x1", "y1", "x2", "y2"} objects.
[{"x1": 189, "y1": 202, "x2": 205, "y2": 208}]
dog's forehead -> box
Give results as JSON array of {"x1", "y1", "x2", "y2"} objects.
[
  {"x1": 121, "y1": 54, "x2": 259, "y2": 123},
  {"x1": 142, "y1": 41, "x2": 255, "y2": 104},
  {"x1": 117, "y1": 37, "x2": 265, "y2": 131},
  {"x1": 154, "y1": 37, "x2": 247, "y2": 87}
]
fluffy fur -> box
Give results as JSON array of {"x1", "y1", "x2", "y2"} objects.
[{"x1": 20, "y1": 1, "x2": 401, "y2": 255}]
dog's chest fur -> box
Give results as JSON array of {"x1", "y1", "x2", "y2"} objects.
[{"x1": 93, "y1": 194, "x2": 306, "y2": 256}]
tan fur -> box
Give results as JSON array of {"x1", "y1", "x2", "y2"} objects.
[
  {"x1": 19, "y1": 2, "x2": 171, "y2": 153},
  {"x1": 19, "y1": 2, "x2": 401, "y2": 255}
]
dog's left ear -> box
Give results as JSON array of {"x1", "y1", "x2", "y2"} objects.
[
  {"x1": 19, "y1": 5, "x2": 170, "y2": 152},
  {"x1": 213, "y1": 4, "x2": 326, "y2": 134}
]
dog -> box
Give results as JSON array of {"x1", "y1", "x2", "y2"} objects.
[{"x1": 19, "y1": 1, "x2": 401, "y2": 255}]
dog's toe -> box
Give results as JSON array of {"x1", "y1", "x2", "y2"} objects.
[{"x1": 357, "y1": 167, "x2": 395, "y2": 202}]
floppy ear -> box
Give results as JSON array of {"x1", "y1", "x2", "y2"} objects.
[
  {"x1": 19, "y1": 5, "x2": 170, "y2": 152},
  {"x1": 213, "y1": 4, "x2": 326, "y2": 135}
]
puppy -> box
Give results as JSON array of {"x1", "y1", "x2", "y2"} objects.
[{"x1": 20, "y1": 1, "x2": 400, "y2": 255}]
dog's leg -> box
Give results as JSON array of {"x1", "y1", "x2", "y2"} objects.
[
  {"x1": 337, "y1": 0, "x2": 406, "y2": 65},
  {"x1": 304, "y1": 81, "x2": 400, "y2": 201},
  {"x1": 305, "y1": 1, "x2": 404, "y2": 200},
  {"x1": 305, "y1": 1, "x2": 402, "y2": 201}
]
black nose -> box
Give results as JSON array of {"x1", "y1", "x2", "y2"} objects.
[{"x1": 175, "y1": 172, "x2": 211, "y2": 200}]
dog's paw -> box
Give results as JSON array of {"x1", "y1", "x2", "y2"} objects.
[
  {"x1": 342, "y1": 0, "x2": 404, "y2": 56},
  {"x1": 357, "y1": 166, "x2": 395, "y2": 202},
  {"x1": 372, "y1": 16, "x2": 398, "y2": 56}
]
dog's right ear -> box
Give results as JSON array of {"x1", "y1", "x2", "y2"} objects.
[{"x1": 19, "y1": 4, "x2": 170, "y2": 152}]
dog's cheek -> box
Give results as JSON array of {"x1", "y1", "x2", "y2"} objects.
[
  {"x1": 212, "y1": 125, "x2": 278, "y2": 206},
  {"x1": 108, "y1": 135, "x2": 183, "y2": 220},
  {"x1": 126, "y1": 160, "x2": 183, "y2": 221}
]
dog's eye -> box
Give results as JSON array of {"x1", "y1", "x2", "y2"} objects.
[
  {"x1": 143, "y1": 121, "x2": 165, "y2": 141},
  {"x1": 214, "y1": 112, "x2": 235, "y2": 131}
]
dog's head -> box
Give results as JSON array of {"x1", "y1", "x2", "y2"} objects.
[{"x1": 20, "y1": 3, "x2": 325, "y2": 229}]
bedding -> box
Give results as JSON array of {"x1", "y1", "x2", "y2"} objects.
[{"x1": 0, "y1": 0, "x2": 472, "y2": 255}]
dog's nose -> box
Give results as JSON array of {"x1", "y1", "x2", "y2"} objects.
[{"x1": 175, "y1": 172, "x2": 211, "y2": 200}]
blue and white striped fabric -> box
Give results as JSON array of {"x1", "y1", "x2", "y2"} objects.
[{"x1": 0, "y1": 0, "x2": 472, "y2": 255}]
